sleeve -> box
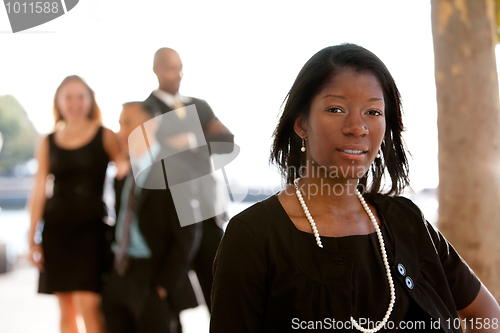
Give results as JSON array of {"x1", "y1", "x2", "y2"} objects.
[
  {"x1": 194, "y1": 98, "x2": 234, "y2": 154},
  {"x1": 206, "y1": 132, "x2": 235, "y2": 154},
  {"x1": 210, "y1": 218, "x2": 268, "y2": 333},
  {"x1": 424, "y1": 220, "x2": 481, "y2": 311},
  {"x1": 196, "y1": 99, "x2": 216, "y2": 131}
]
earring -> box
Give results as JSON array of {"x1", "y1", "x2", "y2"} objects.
[
  {"x1": 301, "y1": 138, "x2": 307, "y2": 152},
  {"x1": 376, "y1": 148, "x2": 382, "y2": 159}
]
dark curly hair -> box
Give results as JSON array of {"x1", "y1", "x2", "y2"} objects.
[{"x1": 270, "y1": 44, "x2": 409, "y2": 195}]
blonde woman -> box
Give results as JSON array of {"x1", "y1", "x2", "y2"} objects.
[{"x1": 28, "y1": 75, "x2": 127, "y2": 333}]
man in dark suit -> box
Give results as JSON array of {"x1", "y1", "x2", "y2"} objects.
[
  {"x1": 102, "y1": 102, "x2": 200, "y2": 333},
  {"x1": 144, "y1": 48, "x2": 234, "y2": 315}
]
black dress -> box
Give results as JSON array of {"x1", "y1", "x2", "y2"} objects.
[
  {"x1": 39, "y1": 126, "x2": 110, "y2": 294},
  {"x1": 210, "y1": 194, "x2": 481, "y2": 333}
]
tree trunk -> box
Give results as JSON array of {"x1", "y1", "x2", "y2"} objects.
[{"x1": 432, "y1": 0, "x2": 500, "y2": 300}]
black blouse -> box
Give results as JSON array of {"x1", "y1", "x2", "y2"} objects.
[{"x1": 210, "y1": 194, "x2": 481, "y2": 332}]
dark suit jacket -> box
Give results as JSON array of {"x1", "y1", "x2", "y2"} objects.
[
  {"x1": 144, "y1": 92, "x2": 235, "y2": 220},
  {"x1": 143, "y1": 92, "x2": 234, "y2": 310},
  {"x1": 143, "y1": 93, "x2": 234, "y2": 154},
  {"x1": 114, "y1": 163, "x2": 201, "y2": 312}
]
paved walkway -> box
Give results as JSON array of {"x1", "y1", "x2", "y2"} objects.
[{"x1": 0, "y1": 260, "x2": 210, "y2": 333}]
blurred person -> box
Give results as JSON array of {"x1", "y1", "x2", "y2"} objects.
[
  {"x1": 144, "y1": 47, "x2": 234, "y2": 317},
  {"x1": 27, "y1": 75, "x2": 128, "y2": 333},
  {"x1": 210, "y1": 44, "x2": 500, "y2": 332},
  {"x1": 102, "y1": 102, "x2": 199, "y2": 333}
]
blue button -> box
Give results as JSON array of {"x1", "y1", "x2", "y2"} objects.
[
  {"x1": 405, "y1": 276, "x2": 414, "y2": 289},
  {"x1": 397, "y1": 263, "x2": 406, "y2": 276}
]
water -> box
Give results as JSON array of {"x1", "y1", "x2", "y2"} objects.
[
  {"x1": 0, "y1": 191, "x2": 435, "y2": 267},
  {"x1": 0, "y1": 201, "x2": 256, "y2": 266}
]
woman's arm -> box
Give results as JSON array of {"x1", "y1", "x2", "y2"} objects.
[
  {"x1": 27, "y1": 136, "x2": 49, "y2": 271},
  {"x1": 424, "y1": 219, "x2": 500, "y2": 331},
  {"x1": 457, "y1": 284, "x2": 500, "y2": 332},
  {"x1": 102, "y1": 127, "x2": 129, "y2": 179}
]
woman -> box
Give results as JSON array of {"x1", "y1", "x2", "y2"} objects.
[
  {"x1": 28, "y1": 75, "x2": 127, "y2": 333},
  {"x1": 210, "y1": 45, "x2": 500, "y2": 332}
]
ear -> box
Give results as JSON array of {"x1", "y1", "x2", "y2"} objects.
[{"x1": 293, "y1": 115, "x2": 307, "y2": 139}]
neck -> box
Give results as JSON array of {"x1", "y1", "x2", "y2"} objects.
[
  {"x1": 292, "y1": 159, "x2": 370, "y2": 206},
  {"x1": 62, "y1": 118, "x2": 93, "y2": 131},
  {"x1": 296, "y1": 176, "x2": 360, "y2": 208},
  {"x1": 158, "y1": 86, "x2": 178, "y2": 96}
]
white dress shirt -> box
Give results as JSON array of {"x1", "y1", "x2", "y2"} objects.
[{"x1": 153, "y1": 89, "x2": 192, "y2": 109}]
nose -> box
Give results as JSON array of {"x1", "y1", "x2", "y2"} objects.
[{"x1": 342, "y1": 113, "x2": 368, "y2": 137}]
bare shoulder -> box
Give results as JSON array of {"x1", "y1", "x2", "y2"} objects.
[
  {"x1": 101, "y1": 126, "x2": 117, "y2": 140},
  {"x1": 101, "y1": 126, "x2": 120, "y2": 148},
  {"x1": 101, "y1": 126, "x2": 128, "y2": 178},
  {"x1": 34, "y1": 135, "x2": 51, "y2": 173},
  {"x1": 36, "y1": 135, "x2": 50, "y2": 156},
  {"x1": 39, "y1": 134, "x2": 50, "y2": 145}
]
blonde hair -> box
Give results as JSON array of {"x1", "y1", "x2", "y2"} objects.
[{"x1": 52, "y1": 75, "x2": 102, "y2": 125}]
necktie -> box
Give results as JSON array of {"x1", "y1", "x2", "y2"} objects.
[
  {"x1": 173, "y1": 99, "x2": 186, "y2": 119},
  {"x1": 114, "y1": 177, "x2": 138, "y2": 276}
]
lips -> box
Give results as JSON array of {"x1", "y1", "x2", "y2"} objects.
[
  {"x1": 67, "y1": 108, "x2": 85, "y2": 117},
  {"x1": 337, "y1": 145, "x2": 369, "y2": 160},
  {"x1": 341, "y1": 149, "x2": 365, "y2": 154}
]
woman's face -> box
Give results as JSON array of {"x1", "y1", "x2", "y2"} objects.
[
  {"x1": 56, "y1": 80, "x2": 92, "y2": 122},
  {"x1": 297, "y1": 68, "x2": 386, "y2": 179}
]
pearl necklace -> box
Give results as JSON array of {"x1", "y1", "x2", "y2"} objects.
[{"x1": 293, "y1": 178, "x2": 395, "y2": 333}]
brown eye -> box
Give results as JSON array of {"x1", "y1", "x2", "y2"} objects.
[
  {"x1": 367, "y1": 109, "x2": 383, "y2": 116},
  {"x1": 327, "y1": 107, "x2": 343, "y2": 113}
]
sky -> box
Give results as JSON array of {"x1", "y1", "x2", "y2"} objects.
[{"x1": 0, "y1": 0, "x2": 447, "y2": 191}]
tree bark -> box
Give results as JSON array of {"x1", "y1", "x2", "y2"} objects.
[{"x1": 432, "y1": 0, "x2": 500, "y2": 300}]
